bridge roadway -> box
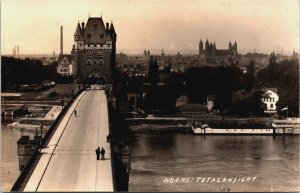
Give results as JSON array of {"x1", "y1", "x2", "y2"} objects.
[{"x1": 23, "y1": 89, "x2": 114, "y2": 191}]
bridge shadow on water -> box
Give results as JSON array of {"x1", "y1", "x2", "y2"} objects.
[{"x1": 108, "y1": 102, "x2": 133, "y2": 191}]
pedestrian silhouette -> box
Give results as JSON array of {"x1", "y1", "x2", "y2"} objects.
[
  {"x1": 106, "y1": 134, "x2": 110, "y2": 143},
  {"x1": 95, "y1": 147, "x2": 100, "y2": 160},
  {"x1": 74, "y1": 110, "x2": 77, "y2": 117},
  {"x1": 100, "y1": 147, "x2": 105, "y2": 160}
]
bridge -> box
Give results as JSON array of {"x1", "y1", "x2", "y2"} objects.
[{"x1": 12, "y1": 89, "x2": 115, "y2": 191}]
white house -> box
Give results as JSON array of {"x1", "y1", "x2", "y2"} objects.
[
  {"x1": 207, "y1": 95, "x2": 216, "y2": 112},
  {"x1": 261, "y1": 88, "x2": 279, "y2": 114},
  {"x1": 57, "y1": 55, "x2": 74, "y2": 76}
]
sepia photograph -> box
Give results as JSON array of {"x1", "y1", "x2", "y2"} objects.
[{"x1": 1, "y1": 0, "x2": 299, "y2": 192}]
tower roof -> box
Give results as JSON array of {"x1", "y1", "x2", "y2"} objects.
[
  {"x1": 84, "y1": 17, "x2": 107, "y2": 44},
  {"x1": 74, "y1": 22, "x2": 81, "y2": 36},
  {"x1": 110, "y1": 22, "x2": 116, "y2": 35}
]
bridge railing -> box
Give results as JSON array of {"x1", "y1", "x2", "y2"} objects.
[{"x1": 11, "y1": 88, "x2": 86, "y2": 191}]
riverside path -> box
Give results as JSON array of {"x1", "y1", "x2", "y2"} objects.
[{"x1": 23, "y1": 89, "x2": 114, "y2": 191}]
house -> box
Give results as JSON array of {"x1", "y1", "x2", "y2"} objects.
[
  {"x1": 177, "y1": 103, "x2": 207, "y2": 118},
  {"x1": 206, "y1": 95, "x2": 216, "y2": 112},
  {"x1": 57, "y1": 55, "x2": 74, "y2": 76},
  {"x1": 176, "y1": 94, "x2": 189, "y2": 107},
  {"x1": 261, "y1": 87, "x2": 279, "y2": 114}
]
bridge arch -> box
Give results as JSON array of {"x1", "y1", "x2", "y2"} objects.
[{"x1": 84, "y1": 72, "x2": 107, "y2": 85}]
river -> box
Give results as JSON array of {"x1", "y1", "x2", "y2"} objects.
[
  {"x1": 1, "y1": 122, "x2": 41, "y2": 191},
  {"x1": 129, "y1": 131, "x2": 299, "y2": 192},
  {"x1": 2, "y1": 125, "x2": 299, "y2": 192}
]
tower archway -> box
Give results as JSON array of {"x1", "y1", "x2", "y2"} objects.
[{"x1": 84, "y1": 72, "x2": 107, "y2": 85}]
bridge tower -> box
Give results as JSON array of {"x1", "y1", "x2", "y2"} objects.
[{"x1": 71, "y1": 16, "x2": 117, "y2": 84}]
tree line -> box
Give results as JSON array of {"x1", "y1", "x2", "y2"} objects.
[
  {"x1": 1, "y1": 56, "x2": 73, "y2": 91},
  {"x1": 116, "y1": 55, "x2": 299, "y2": 117}
]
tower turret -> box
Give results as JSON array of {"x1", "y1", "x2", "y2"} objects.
[
  {"x1": 74, "y1": 22, "x2": 81, "y2": 41},
  {"x1": 161, "y1": 49, "x2": 165, "y2": 57},
  {"x1": 205, "y1": 39, "x2": 209, "y2": 51},
  {"x1": 229, "y1": 41, "x2": 232, "y2": 50},
  {"x1": 199, "y1": 39, "x2": 203, "y2": 55},
  {"x1": 233, "y1": 41, "x2": 237, "y2": 51}
]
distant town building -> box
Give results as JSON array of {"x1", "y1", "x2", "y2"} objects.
[
  {"x1": 261, "y1": 87, "x2": 279, "y2": 114},
  {"x1": 41, "y1": 56, "x2": 58, "y2": 66},
  {"x1": 12, "y1": 45, "x2": 20, "y2": 58},
  {"x1": 176, "y1": 94, "x2": 189, "y2": 107},
  {"x1": 206, "y1": 95, "x2": 216, "y2": 112},
  {"x1": 71, "y1": 16, "x2": 117, "y2": 83},
  {"x1": 177, "y1": 103, "x2": 207, "y2": 118},
  {"x1": 57, "y1": 55, "x2": 74, "y2": 76},
  {"x1": 199, "y1": 39, "x2": 239, "y2": 67},
  {"x1": 143, "y1": 50, "x2": 150, "y2": 60}
]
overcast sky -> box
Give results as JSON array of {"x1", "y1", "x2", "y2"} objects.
[{"x1": 1, "y1": 0, "x2": 299, "y2": 55}]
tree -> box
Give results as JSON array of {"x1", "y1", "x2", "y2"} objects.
[
  {"x1": 229, "y1": 89, "x2": 266, "y2": 116},
  {"x1": 240, "y1": 59, "x2": 256, "y2": 91},
  {"x1": 256, "y1": 58, "x2": 299, "y2": 116},
  {"x1": 148, "y1": 56, "x2": 159, "y2": 87}
]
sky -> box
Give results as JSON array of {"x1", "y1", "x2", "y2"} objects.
[{"x1": 1, "y1": 0, "x2": 299, "y2": 55}]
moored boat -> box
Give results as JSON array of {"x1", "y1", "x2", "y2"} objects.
[
  {"x1": 272, "y1": 118, "x2": 300, "y2": 134},
  {"x1": 191, "y1": 124, "x2": 273, "y2": 134},
  {"x1": 191, "y1": 122, "x2": 210, "y2": 134}
]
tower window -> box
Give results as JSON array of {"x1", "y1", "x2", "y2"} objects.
[
  {"x1": 99, "y1": 60, "x2": 104, "y2": 67},
  {"x1": 94, "y1": 44, "x2": 97, "y2": 47},
  {"x1": 87, "y1": 61, "x2": 91, "y2": 67},
  {"x1": 87, "y1": 54, "x2": 92, "y2": 59},
  {"x1": 88, "y1": 44, "x2": 90, "y2": 47},
  {"x1": 87, "y1": 33, "x2": 91, "y2": 38},
  {"x1": 100, "y1": 34, "x2": 104, "y2": 39},
  {"x1": 94, "y1": 23, "x2": 97, "y2": 28}
]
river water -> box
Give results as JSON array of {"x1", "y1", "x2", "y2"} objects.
[
  {"x1": 1, "y1": 123, "x2": 40, "y2": 191},
  {"x1": 2, "y1": 125, "x2": 299, "y2": 192},
  {"x1": 129, "y1": 131, "x2": 299, "y2": 192}
]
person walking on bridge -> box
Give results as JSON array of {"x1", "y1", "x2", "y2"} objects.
[
  {"x1": 74, "y1": 110, "x2": 77, "y2": 117},
  {"x1": 100, "y1": 147, "x2": 105, "y2": 160},
  {"x1": 95, "y1": 147, "x2": 100, "y2": 160}
]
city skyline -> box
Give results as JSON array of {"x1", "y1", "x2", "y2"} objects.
[{"x1": 1, "y1": 0, "x2": 299, "y2": 55}]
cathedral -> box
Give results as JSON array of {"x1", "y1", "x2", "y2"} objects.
[
  {"x1": 199, "y1": 39, "x2": 238, "y2": 66},
  {"x1": 71, "y1": 16, "x2": 117, "y2": 83}
]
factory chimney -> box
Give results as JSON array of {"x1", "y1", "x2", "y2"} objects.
[
  {"x1": 17, "y1": 46, "x2": 19, "y2": 58},
  {"x1": 60, "y1": 26, "x2": 63, "y2": 55}
]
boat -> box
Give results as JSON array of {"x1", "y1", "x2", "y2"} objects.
[
  {"x1": 191, "y1": 122, "x2": 211, "y2": 134},
  {"x1": 190, "y1": 121, "x2": 273, "y2": 135},
  {"x1": 190, "y1": 118, "x2": 300, "y2": 135},
  {"x1": 7, "y1": 121, "x2": 41, "y2": 129},
  {"x1": 271, "y1": 118, "x2": 300, "y2": 134}
]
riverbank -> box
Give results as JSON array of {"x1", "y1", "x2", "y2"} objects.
[{"x1": 126, "y1": 115, "x2": 275, "y2": 131}]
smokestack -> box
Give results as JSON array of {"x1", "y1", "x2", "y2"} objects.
[
  {"x1": 17, "y1": 46, "x2": 19, "y2": 58},
  {"x1": 13, "y1": 48, "x2": 15, "y2": 57},
  {"x1": 60, "y1": 26, "x2": 63, "y2": 55}
]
